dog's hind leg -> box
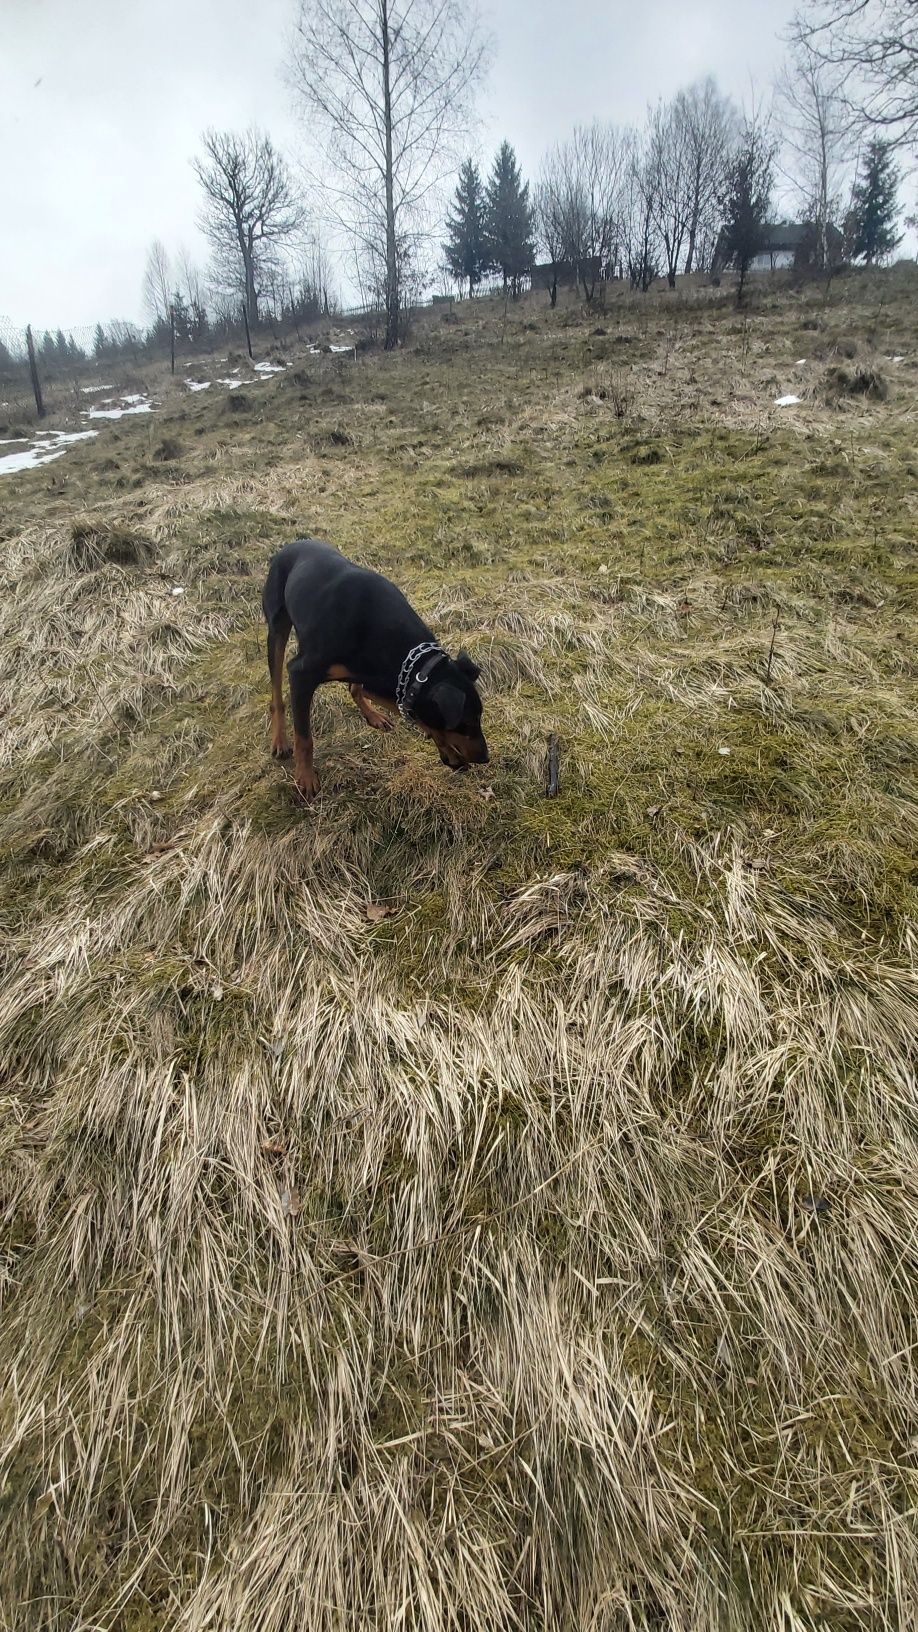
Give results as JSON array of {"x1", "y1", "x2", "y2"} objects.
[
  {"x1": 288, "y1": 656, "x2": 320, "y2": 798},
  {"x1": 267, "y1": 617, "x2": 293, "y2": 758},
  {"x1": 348, "y1": 683, "x2": 394, "y2": 732}
]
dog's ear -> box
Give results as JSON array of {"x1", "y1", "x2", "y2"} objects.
[
  {"x1": 455, "y1": 648, "x2": 481, "y2": 682},
  {"x1": 431, "y1": 681, "x2": 465, "y2": 730}
]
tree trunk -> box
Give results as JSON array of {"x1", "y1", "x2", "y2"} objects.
[
  {"x1": 684, "y1": 227, "x2": 696, "y2": 275},
  {"x1": 381, "y1": 0, "x2": 399, "y2": 351},
  {"x1": 240, "y1": 230, "x2": 258, "y2": 329}
]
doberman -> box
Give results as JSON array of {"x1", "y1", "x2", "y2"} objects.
[{"x1": 262, "y1": 538, "x2": 488, "y2": 798}]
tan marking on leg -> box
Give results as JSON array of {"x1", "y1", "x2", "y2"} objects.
[
  {"x1": 349, "y1": 682, "x2": 395, "y2": 732},
  {"x1": 292, "y1": 731, "x2": 320, "y2": 799}
]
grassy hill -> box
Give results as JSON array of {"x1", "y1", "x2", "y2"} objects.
[{"x1": 1, "y1": 270, "x2": 916, "y2": 1631}]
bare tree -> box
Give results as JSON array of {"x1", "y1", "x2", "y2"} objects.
[
  {"x1": 535, "y1": 149, "x2": 570, "y2": 306},
  {"x1": 622, "y1": 128, "x2": 664, "y2": 292},
  {"x1": 778, "y1": 44, "x2": 855, "y2": 269},
  {"x1": 193, "y1": 129, "x2": 304, "y2": 328},
  {"x1": 678, "y1": 78, "x2": 738, "y2": 273},
  {"x1": 793, "y1": 0, "x2": 918, "y2": 150},
  {"x1": 569, "y1": 124, "x2": 627, "y2": 299},
  {"x1": 290, "y1": 0, "x2": 484, "y2": 349},
  {"x1": 142, "y1": 240, "x2": 172, "y2": 324},
  {"x1": 645, "y1": 99, "x2": 693, "y2": 288}
]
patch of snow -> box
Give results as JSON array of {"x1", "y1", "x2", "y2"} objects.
[
  {"x1": 774, "y1": 394, "x2": 802, "y2": 407},
  {"x1": 795, "y1": 358, "x2": 807, "y2": 365},
  {"x1": 81, "y1": 383, "x2": 114, "y2": 393},
  {"x1": 0, "y1": 445, "x2": 66, "y2": 476},
  {"x1": 717, "y1": 746, "x2": 731, "y2": 756},
  {"x1": 891, "y1": 354, "x2": 905, "y2": 363},
  {"x1": 171, "y1": 586, "x2": 185, "y2": 596},
  {"x1": 217, "y1": 376, "x2": 244, "y2": 387},
  {"x1": 0, "y1": 425, "x2": 98, "y2": 478},
  {"x1": 121, "y1": 393, "x2": 147, "y2": 405},
  {"x1": 329, "y1": 344, "x2": 353, "y2": 354},
  {"x1": 184, "y1": 379, "x2": 211, "y2": 391},
  {"x1": 253, "y1": 360, "x2": 285, "y2": 374},
  {"x1": 85, "y1": 400, "x2": 153, "y2": 419}
]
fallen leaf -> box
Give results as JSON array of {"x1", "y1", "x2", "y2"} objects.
[
  {"x1": 646, "y1": 804, "x2": 662, "y2": 820},
  {"x1": 480, "y1": 785, "x2": 496, "y2": 800},
  {"x1": 261, "y1": 1138, "x2": 286, "y2": 1157},
  {"x1": 747, "y1": 857, "x2": 768, "y2": 871},
  {"x1": 366, "y1": 902, "x2": 396, "y2": 923},
  {"x1": 280, "y1": 1186, "x2": 301, "y2": 1218},
  {"x1": 212, "y1": 984, "x2": 223, "y2": 1001},
  {"x1": 717, "y1": 746, "x2": 731, "y2": 756}
]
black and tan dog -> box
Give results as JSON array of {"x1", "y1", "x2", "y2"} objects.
[{"x1": 262, "y1": 538, "x2": 488, "y2": 797}]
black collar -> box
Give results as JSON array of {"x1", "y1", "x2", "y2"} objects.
[{"x1": 396, "y1": 642, "x2": 448, "y2": 725}]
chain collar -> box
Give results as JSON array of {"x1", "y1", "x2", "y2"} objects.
[{"x1": 395, "y1": 641, "x2": 446, "y2": 729}]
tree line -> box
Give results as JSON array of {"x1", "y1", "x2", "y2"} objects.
[
  {"x1": 444, "y1": 81, "x2": 905, "y2": 309},
  {"x1": 11, "y1": 0, "x2": 914, "y2": 362}
]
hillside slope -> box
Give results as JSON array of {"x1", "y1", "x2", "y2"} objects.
[{"x1": 1, "y1": 273, "x2": 917, "y2": 1630}]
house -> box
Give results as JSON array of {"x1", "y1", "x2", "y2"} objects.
[
  {"x1": 713, "y1": 221, "x2": 846, "y2": 275},
  {"x1": 531, "y1": 256, "x2": 607, "y2": 293}
]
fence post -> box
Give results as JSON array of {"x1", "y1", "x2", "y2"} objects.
[
  {"x1": 169, "y1": 304, "x2": 175, "y2": 376},
  {"x1": 25, "y1": 326, "x2": 45, "y2": 418}
]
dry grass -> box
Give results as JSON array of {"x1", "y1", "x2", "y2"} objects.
[{"x1": 1, "y1": 268, "x2": 917, "y2": 1631}]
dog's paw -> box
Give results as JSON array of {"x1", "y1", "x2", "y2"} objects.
[
  {"x1": 294, "y1": 769, "x2": 321, "y2": 799},
  {"x1": 271, "y1": 743, "x2": 292, "y2": 759}
]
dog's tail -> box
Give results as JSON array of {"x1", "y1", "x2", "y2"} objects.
[{"x1": 262, "y1": 543, "x2": 296, "y2": 632}]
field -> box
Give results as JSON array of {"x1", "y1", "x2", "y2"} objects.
[{"x1": 1, "y1": 269, "x2": 917, "y2": 1631}]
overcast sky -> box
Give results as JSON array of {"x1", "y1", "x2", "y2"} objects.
[{"x1": 3, "y1": 0, "x2": 804, "y2": 332}]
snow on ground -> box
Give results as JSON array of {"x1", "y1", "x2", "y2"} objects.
[
  {"x1": 253, "y1": 360, "x2": 286, "y2": 374},
  {"x1": 774, "y1": 394, "x2": 803, "y2": 407},
  {"x1": 0, "y1": 428, "x2": 97, "y2": 478},
  {"x1": 80, "y1": 383, "x2": 115, "y2": 394},
  {"x1": 85, "y1": 399, "x2": 153, "y2": 420},
  {"x1": 184, "y1": 380, "x2": 211, "y2": 391}
]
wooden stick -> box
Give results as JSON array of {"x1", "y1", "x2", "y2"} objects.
[
  {"x1": 765, "y1": 609, "x2": 779, "y2": 685},
  {"x1": 545, "y1": 733, "x2": 560, "y2": 798}
]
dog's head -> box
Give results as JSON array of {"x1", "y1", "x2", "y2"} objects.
[{"x1": 413, "y1": 649, "x2": 488, "y2": 769}]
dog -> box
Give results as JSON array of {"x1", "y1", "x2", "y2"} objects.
[{"x1": 262, "y1": 538, "x2": 488, "y2": 798}]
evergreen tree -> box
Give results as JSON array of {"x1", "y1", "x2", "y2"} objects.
[
  {"x1": 55, "y1": 329, "x2": 70, "y2": 360},
  {"x1": 444, "y1": 160, "x2": 487, "y2": 298},
  {"x1": 719, "y1": 121, "x2": 774, "y2": 303},
  {"x1": 850, "y1": 139, "x2": 901, "y2": 264},
  {"x1": 171, "y1": 290, "x2": 191, "y2": 343},
  {"x1": 93, "y1": 324, "x2": 107, "y2": 359},
  {"x1": 484, "y1": 141, "x2": 535, "y2": 297},
  {"x1": 40, "y1": 330, "x2": 56, "y2": 362}
]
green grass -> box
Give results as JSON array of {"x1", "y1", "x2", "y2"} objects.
[{"x1": 0, "y1": 268, "x2": 917, "y2": 1631}]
